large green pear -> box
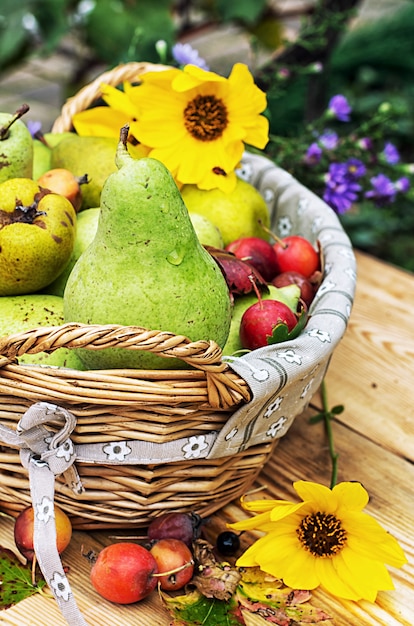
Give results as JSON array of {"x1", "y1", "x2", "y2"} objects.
[
  {"x1": 63, "y1": 127, "x2": 232, "y2": 370},
  {"x1": 0, "y1": 294, "x2": 84, "y2": 369}
]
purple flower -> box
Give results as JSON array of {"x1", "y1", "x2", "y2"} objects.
[
  {"x1": 382, "y1": 141, "x2": 400, "y2": 164},
  {"x1": 27, "y1": 120, "x2": 42, "y2": 137},
  {"x1": 346, "y1": 158, "x2": 366, "y2": 179},
  {"x1": 323, "y1": 162, "x2": 361, "y2": 214},
  {"x1": 319, "y1": 130, "x2": 339, "y2": 150},
  {"x1": 304, "y1": 142, "x2": 322, "y2": 165},
  {"x1": 358, "y1": 137, "x2": 374, "y2": 151},
  {"x1": 395, "y1": 176, "x2": 410, "y2": 193},
  {"x1": 172, "y1": 43, "x2": 209, "y2": 70},
  {"x1": 365, "y1": 174, "x2": 396, "y2": 205},
  {"x1": 327, "y1": 95, "x2": 352, "y2": 122}
]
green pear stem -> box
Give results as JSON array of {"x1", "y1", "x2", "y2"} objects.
[
  {"x1": 258, "y1": 219, "x2": 287, "y2": 248},
  {"x1": 0, "y1": 104, "x2": 30, "y2": 141},
  {"x1": 115, "y1": 124, "x2": 131, "y2": 170}
]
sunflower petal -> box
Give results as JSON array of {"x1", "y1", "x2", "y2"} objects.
[
  {"x1": 72, "y1": 107, "x2": 128, "y2": 137},
  {"x1": 315, "y1": 556, "x2": 362, "y2": 601},
  {"x1": 293, "y1": 480, "x2": 337, "y2": 512},
  {"x1": 335, "y1": 549, "x2": 395, "y2": 601},
  {"x1": 333, "y1": 481, "x2": 369, "y2": 512}
]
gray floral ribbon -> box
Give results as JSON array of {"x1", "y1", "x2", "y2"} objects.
[{"x1": 0, "y1": 403, "x2": 88, "y2": 626}]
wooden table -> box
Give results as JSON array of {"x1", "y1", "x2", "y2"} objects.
[{"x1": 1, "y1": 250, "x2": 413, "y2": 626}]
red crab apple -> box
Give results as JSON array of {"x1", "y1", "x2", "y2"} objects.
[
  {"x1": 240, "y1": 299, "x2": 298, "y2": 351},
  {"x1": 90, "y1": 542, "x2": 158, "y2": 604},
  {"x1": 14, "y1": 505, "x2": 72, "y2": 562},
  {"x1": 272, "y1": 235, "x2": 320, "y2": 278},
  {"x1": 150, "y1": 538, "x2": 194, "y2": 591},
  {"x1": 272, "y1": 270, "x2": 316, "y2": 308},
  {"x1": 225, "y1": 236, "x2": 279, "y2": 282}
]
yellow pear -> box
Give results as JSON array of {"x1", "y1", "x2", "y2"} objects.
[
  {"x1": 0, "y1": 178, "x2": 76, "y2": 296},
  {"x1": 181, "y1": 177, "x2": 270, "y2": 246}
]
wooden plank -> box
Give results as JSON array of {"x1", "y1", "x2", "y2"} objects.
[{"x1": 324, "y1": 251, "x2": 414, "y2": 461}]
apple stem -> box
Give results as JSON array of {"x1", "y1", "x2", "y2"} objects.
[
  {"x1": 108, "y1": 534, "x2": 148, "y2": 540},
  {"x1": 152, "y1": 560, "x2": 194, "y2": 578},
  {"x1": 258, "y1": 220, "x2": 287, "y2": 248},
  {"x1": 31, "y1": 554, "x2": 37, "y2": 586},
  {"x1": 0, "y1": 104, "x2": 30, "y2": 141}
]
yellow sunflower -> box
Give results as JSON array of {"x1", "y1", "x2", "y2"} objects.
[
  {"x1": 72, "y1": 63, "x2": 269, "y2": 192},
  {"x1": 228, "y1": 481, "x2": 407, "y2": 602}
]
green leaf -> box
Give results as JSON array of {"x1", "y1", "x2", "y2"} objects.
[
  {"x1": 84, "y1": 0, "x2": 175, "y2": 65},
  {"x1": 0, "y1": 2, "x2": 30, "y2": 70},
  {"x1": 266, "y1": 309, "x2": 309, "y2": 345},
  {"x1": 331, "y1": 405, "x2": 345, "y2": 415},
  {"x1": 0, "y1": 546, "x2": 47, "y2": 609},
  {"x1": 215, "y1": 0, "x2": 268, "y2": 25},
  {"x1": 161, "y1": 587, "x2": 241, "y2": 626}
]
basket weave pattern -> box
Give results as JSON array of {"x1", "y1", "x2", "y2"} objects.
[{"x1": 0, "y1": 63, "x2": 357, "y2": 531}]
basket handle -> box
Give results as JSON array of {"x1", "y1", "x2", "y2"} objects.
[
  {"x1": 51, "y1": 62, "x2": 170, "y2": 133},
  {"x1": 0, "y1": 323, "x2": 251, "y2": 410}
]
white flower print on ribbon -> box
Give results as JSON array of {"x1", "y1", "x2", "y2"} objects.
[
  {"x1": 36, "y1": 495, "x2": 55, "y2": 524},
  {"x1": 182, "y1": 435, "x2": 209, "y2": 459},
  {"x1": 237, "y1": 162, "x2": 253, "y2": 181},
  {"x1": 316, "y1": 280, "x2": 336, "y2": 296},
  {"x1": 50, "y1": 571, "x2": 71, "y2": 602},
  {"x1": 306, "y1": 328, "x2": 331, "y2": 343},
  {"x1": 267, "y1": 416, "x2": 288, "y2": 438},
  {"x1": 264, "y1": 396, "x2": 283, "y2": 418},
  {"x1": 277, "y1": 216, "x2": 292, "y2": 237},
  {"x1": 301, "y1": 379, "x2": 315, "y2": 398},
  {"x1": 55, "y1": 439, "x2": 74, "y2": 463},
  {"x1": 262, "y1": 187, "x2": 275, "y2": 204},
  {"x1": 102, "y1": 441, "x2": 132, "y2": 461},
  {"x1": 297, "y1": 197, "x2": 310, "y2": 215},
  {"x1": 274, "y1": 349, "x2": 302, "y2": 365},
  {"x1": 225, "y1": 427, "x2": 238, "y2": 441}
]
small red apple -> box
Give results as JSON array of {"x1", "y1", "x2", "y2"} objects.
[
  {"x1": 240, "y1": 299, "x2": 298, "y2": 350},
  {"x1": 14, "y1": 505, "x2": 72, "y2": 562},
  {"x1": 273, "y1": 235, "x2": 320, "y2": 278},
  {"x1": 225, "y1": 236, "x2": 279, "y2": 282},
  {"x1": 272, "y1": 270, "x2": 316, "y2": 307},
  {"x1": 90, "y1": 542, "x2": 158, "y2": 604},
  {"x1": 150, "y1": 538, "x2": 194, "y2": 591}
]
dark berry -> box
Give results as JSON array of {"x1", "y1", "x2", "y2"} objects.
[{"x1": 216, "y1": 531, "x2": 241, "y2": 556}]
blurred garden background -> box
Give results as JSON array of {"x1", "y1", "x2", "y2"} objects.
[{"x1": 1, "y1": 0, "x2": 414, "y2": 271}]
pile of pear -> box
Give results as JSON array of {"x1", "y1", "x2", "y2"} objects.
[{"x1": 0, "y1": 109, "x2": 278, "y2": 371}]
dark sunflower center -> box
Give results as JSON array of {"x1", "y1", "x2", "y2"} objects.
[
  {"x1": 183, "y1": 94, "x2": 228, "y2": 141},
  {"x1": 297, "y1": 512, "x2": 347, "y2": 557}
]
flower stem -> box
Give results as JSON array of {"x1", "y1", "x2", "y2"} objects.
[{"x1": 320, "y1": 380, "x2": 339, "y2": 489}]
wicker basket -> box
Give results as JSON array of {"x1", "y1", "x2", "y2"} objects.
[{"x1": 0, "y1": 63, "x2": 357, "y2": 532}]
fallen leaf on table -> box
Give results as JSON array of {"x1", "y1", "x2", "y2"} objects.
[
  {"x1": 192, "y1": 538, "x2": 241, "y2": 600},
  {"x1": 0, "y1": 546, "x2": 48, "y2": 609}
]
